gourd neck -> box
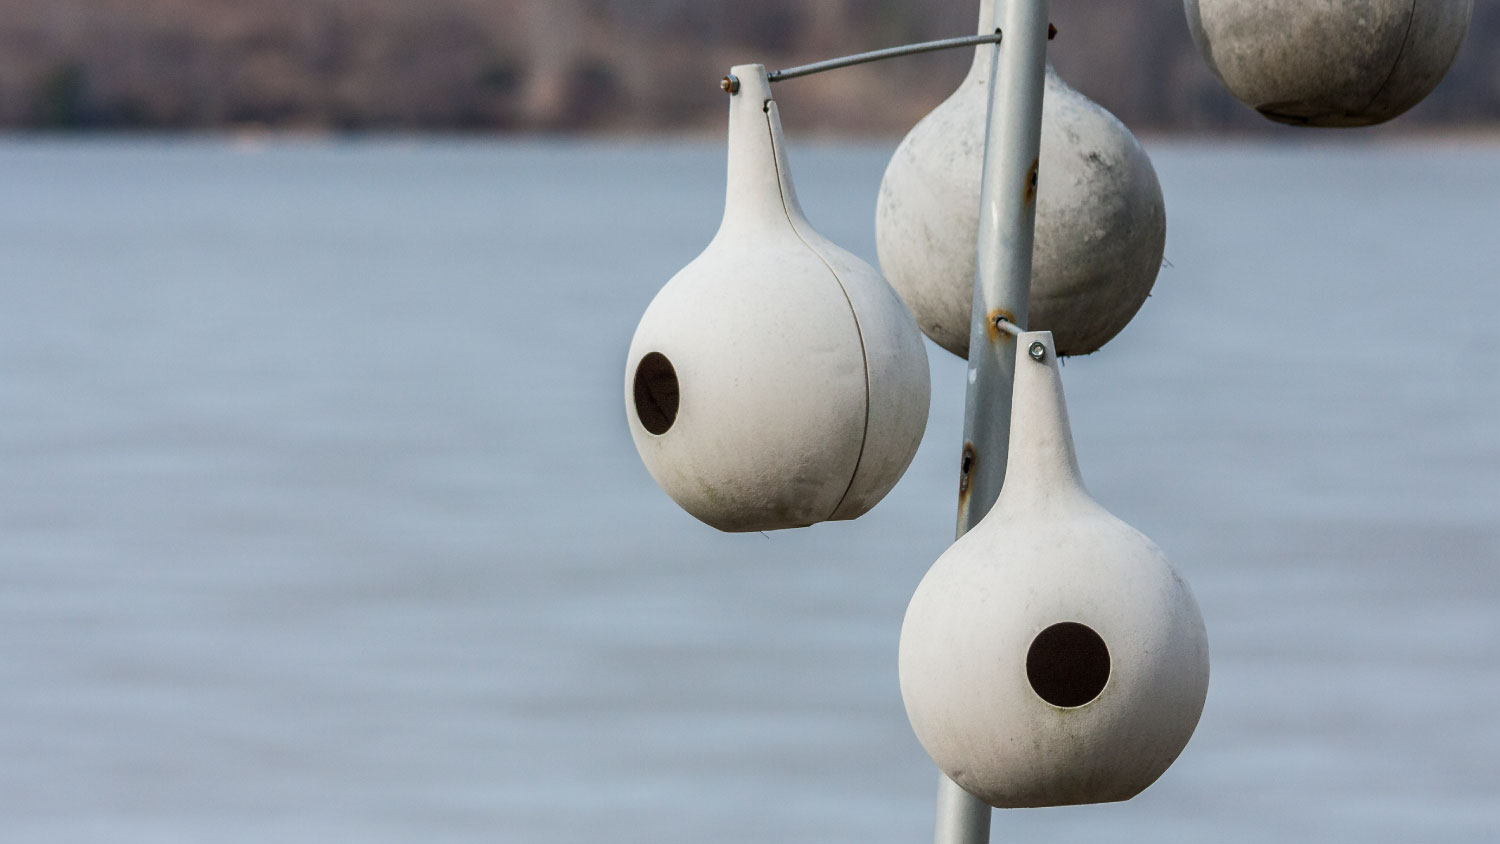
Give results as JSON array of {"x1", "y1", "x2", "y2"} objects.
[
  {"x1": 720, "y1": 64, "x2": 808, "y2": 236},
  {"x1": 966, "y1": 0, "x2": 999, "y2": 80},
  {"x1": 966, "y1": 1, "x2": 1058, "y2": 84},
  {"x1": 996, "y1": 331, "x2": 1090, "y2": 509}
]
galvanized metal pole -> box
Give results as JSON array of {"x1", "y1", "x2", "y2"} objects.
[{"x1": 935, "y1": 0, "x2": 1051, "y2": 842}]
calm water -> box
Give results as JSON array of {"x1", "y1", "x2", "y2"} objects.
[{"x1": 0, "y1": 136, "x2": 1496, "y2": 843}]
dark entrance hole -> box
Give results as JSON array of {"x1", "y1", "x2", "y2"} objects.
[
  {"x1": 1026, "y1": 622, "x2": 1110, "y2": 708},
  {"x1": 633, "y1": 352, "x2": 680, "y2": 435}
]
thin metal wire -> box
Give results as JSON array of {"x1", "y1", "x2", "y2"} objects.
[
  {"x1": 767, "y1": 32, "x2": 1003, "y2": 83},
  {"x1": 992, "y1": 316, "x2": 1024, "y2": 338}
]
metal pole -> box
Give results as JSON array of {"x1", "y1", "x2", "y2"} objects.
[{"x1": 935, "y1": 0, "x2": 1051, "y2": 842}]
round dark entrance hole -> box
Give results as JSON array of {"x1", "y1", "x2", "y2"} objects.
[
  {"x1": 633, "y1": 352, "x2": 680, "y2": 436},
  {"x1": 1026, "y1": 622, "x2": 1110, "y2": 708}
]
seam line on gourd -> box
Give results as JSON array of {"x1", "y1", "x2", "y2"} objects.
[
  {"x1": 761, "y1": 101, "x2": 873, "y2": 521},
  {"x1": 1362, "y1": 0, "x2": 1420, "y2": 114}
]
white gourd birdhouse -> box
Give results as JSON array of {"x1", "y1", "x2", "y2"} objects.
[
  {"x1": 876, "y1": 0, "x2": 1166, "y2": 359},
  {"x1": 626, "y1": 65, "x2": 931, "y2": 533},
  {"x1": 899, "y1": 331, "x2": 1209, "y2": 808},
  {"x1": 1185, "y1": 0, "x2": 1472, "y2": 126}
]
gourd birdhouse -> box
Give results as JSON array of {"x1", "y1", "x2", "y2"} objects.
[
  {"x1": 876, "y1": 0, "x2": 1166, "y2": 359},
  {"x1": 899, "y1": 331, "x2": 1208, "y2": 808},
  {"x1": 1185, "y1": 0, "x2": 1473, "y2": 126},
  {"x1": 626, "y1": 65, "x2": 931, "y2": 533}
]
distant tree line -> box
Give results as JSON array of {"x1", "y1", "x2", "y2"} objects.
[{"x1": 2, "y1": 0, "x2": 1497, "y2": 133}]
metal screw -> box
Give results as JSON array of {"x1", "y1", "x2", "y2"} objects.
[
  {"x1": 1029, "y1": 341, "x2": 1047, "y2": 362},
  {"x1": 721, "y1": 75, "x2": 740, "y2": 95}
]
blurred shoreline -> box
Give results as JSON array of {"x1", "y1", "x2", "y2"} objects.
[
  {"x1": 5, "y1": 125, "x2": 1500, "y2": 147},
  {"x1": 3, "y1": 1, "x2": 1497, "y2": 136}
]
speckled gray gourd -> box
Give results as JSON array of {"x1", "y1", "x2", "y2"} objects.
[
  {"x1": 876, "y1": 0, "x2": 1165, "y2": 359},
  {"x1": 1185, "y1": 0, "x2": 1472, "y2": 126}
]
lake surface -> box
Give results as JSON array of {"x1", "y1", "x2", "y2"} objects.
[{"x1": 0, "y1": 136, "x2": 1496, "y2": 843}]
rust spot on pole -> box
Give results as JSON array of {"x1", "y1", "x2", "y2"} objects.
[
  {"x1": 986, "y1": 308, "x2": 1017, "y2": 343},
  {"x1": 958, "y1": 442, "x2": 977, "y2": 505},
  {"x1": 1023, "y1": 157, "x2": 1039, "y2": 205},
  {"x1": 1049, "y1": 23, "x2": 1058, "y2": 41}
]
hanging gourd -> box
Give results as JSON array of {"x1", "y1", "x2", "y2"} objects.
[
  {"x1": 625, "y1": 64, "x2": 931, "y2": 533},
  {"x1": 1185, "y1": 0, "x2": 1473, "y2": 126},
  {"x1": 876, "y1": 0, "x2": 1166, "y2": 359},
  {"x1": 899, "y1": 331, "x2": 1209, "y2": 808}
]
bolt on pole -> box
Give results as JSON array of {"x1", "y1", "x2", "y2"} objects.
[{"x1": 937, "y1": 0, "x2": 1051, "y2": 842}]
